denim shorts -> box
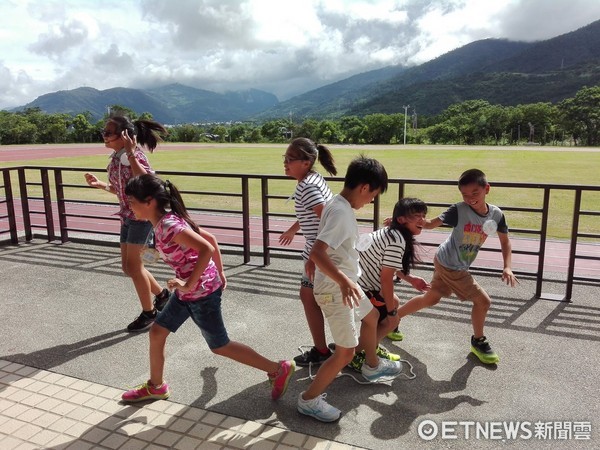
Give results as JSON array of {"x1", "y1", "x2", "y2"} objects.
[
  {"x1": 120, "y1": 218, "x2": 153, "y2": 245},
  {"x1": 155, "y1": 288, "x2": 230, "y2": 350}
]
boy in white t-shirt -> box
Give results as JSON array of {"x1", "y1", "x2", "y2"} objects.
[{"x1": 297, "y1": 156, "x2": 402, "y2": 423}]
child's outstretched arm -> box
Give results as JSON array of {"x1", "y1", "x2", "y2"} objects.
[
  {"x1": 310, "y1": 239, "x2": 362, "y2": 308},
  {"x1": 498, "y1": 232, "x2": 519, "y2": 287},
  {"x1": 197, "y1": 227, "x2": 227, "y2": 289},
  {"x1": 279, "y1": 220, "x2": 300, "y2": 245},
  {"x1": 424, "y1": 217, "x2": 443, "y2": 229},
  {"x1": 168, "y1": 229, "x2": 215, "y2": 293},
  {"x1": 395, "y1": 271, "x2": 431, "y2": 292}
]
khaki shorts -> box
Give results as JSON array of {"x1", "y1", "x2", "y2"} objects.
[
  {"x1": 314, "y1": 282, "x2": 373, "y2": 348},
  {"x1": 431, "y1": 257, "x2": 486, "y2": 302}
]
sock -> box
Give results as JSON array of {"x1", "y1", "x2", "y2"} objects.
[{"x1": 317, "y1": 347, "x2": 330, "y2": 355}]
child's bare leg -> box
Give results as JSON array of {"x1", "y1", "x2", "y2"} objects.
[
  {"x1": 471, "y1": 292, "x2": 491, "y2": 337},
  {"x1": 300, "y1": 286, "x2": 327, "y2": 350},
  {"x1": 377, "y1": 315, "x2": 400, "y2": 342},
  {"x1": 149, "y1": 324, "x2": 170, "y2": 385},
  {"x1": 302, "y1": 347, "x2": 353, "y2": 400},
  {"x1": 358, "y1": 309, "x2": 380, "y2": 368},
  {"x1": 212, "y1": 341, "x2": 280, "y2": 374},
  {"x1": 397, "y1": 290, "x2": 442, "y2": 319},
  {"x1": 121, "y1": 243, "x2": 153, "y2": 311}
]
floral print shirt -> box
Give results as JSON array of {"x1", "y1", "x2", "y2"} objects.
[
  {"x1": 154, "y1": 212, "x2": 222, "y2": 301},
  {"x1": 106, "y1": 148, "x2": 152, "y2": 221}
]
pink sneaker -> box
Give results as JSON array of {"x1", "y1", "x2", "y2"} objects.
[
  {"x1": 121, "y1": 380, "x2": 170, "y2": 403},
  {"x1": 269, "y1": 360, "x2": 296, "y2": 400}
]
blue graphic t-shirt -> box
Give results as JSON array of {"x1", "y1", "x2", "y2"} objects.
[{"x1": 436, "y1": 202, "x2": 508, "y2": 271}]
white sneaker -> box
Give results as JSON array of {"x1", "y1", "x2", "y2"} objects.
[
  {"x1": 297, "y1": 392, "x2": 341, "y2": 422},
  {"x1": 361, "y1": 357, "x2": 402, "y2": 382}
]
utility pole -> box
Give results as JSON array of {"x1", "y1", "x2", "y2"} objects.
[{"x1": 403, "y1": 105, "x2": 409, "y2": 145}]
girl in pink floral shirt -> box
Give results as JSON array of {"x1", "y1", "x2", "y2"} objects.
[
  {"x1": 84, "y1": 115, "x2": 169, "y2": 332},
  {"x1": 120, "y1": 174, "x2": 295, "y2": 404}
]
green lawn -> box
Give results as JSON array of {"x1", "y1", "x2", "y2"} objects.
[{"x1": 3, "y1": 144, "x2": 599, "y2": 240}]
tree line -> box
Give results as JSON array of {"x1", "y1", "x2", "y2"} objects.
[{"x1": 1, "y1": 86, "x2": 599, "y2": 147}]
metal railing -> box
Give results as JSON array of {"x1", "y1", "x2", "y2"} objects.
[{"x1": 1, "y1": 165, "x2": 598, "y2": 301}]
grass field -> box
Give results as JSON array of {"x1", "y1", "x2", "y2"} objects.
[{"x1": 3, "y1": 144, "x2": 599, "y2": 240}]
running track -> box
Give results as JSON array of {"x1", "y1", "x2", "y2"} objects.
[{"x1": 1, "y1": 144, "x2": 598, "y2": 278}]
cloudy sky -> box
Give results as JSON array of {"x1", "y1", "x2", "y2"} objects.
[{"x1": 1, "y1": 0, "x2": 600, "y2": 109}]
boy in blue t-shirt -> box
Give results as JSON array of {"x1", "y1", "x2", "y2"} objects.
[{"x1": 396, "y1": 168, "x2": 518, "y2": 364}]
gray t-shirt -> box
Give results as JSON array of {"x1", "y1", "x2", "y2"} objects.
[{"x1": 436, "y1": 202, "x2": 508, "y2": 271}]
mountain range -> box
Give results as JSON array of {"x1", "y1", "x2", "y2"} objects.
[{"x1": 11, "y1": 19, "x2": 600, "y2": 123}]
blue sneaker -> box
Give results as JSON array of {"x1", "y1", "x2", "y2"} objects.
[
  {"x1": 361, "y1": 357, "x2": 402, "y2": 382},
  {"x1": 297, "y1": 392, "x2": 341, "y2": 422}
]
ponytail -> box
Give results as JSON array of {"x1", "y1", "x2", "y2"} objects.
[
  {"x1": 287, "y1": 137, "x2": 337, "y2": 176},
  {"x1": 107, "y1": 114, "x2": 167, "y2": 153},
  {"x1": 315, "y1": 143, "x2": 337, "y2": 176}
]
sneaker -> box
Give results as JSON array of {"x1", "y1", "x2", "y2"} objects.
[
  {"x1": 297, "y1": 392, "x2": 341, "y2": 422},
  {"x1": 361, "y1": 357, "x2": 402, "y2": 383},
  {"x1": 377, "y1": 345, "x2": 400, "y2": 361},
  {"x1": 293, "y1": 346, "x2": 331, "y2": 367},
  {"x1": 121, "y1": 380, "x2": 170, "y2": 402},
  {"x1": 386, "y1": 330, "x2": 404, "y2": 341},
  {"x1": 348, "y1": 351, "x2": 366, "y2": 373},
  {"x1": 127, "y1": 310, "x2": 156, "y2": 332},
  {"x1": 153, "y1": 288, "x2": 170, "y2": 311},
  {"x1": 470, "y1": 335, "x2": 499, "y2": 364},
  {"x1": 269, "y1": 360, "x2": 296, "y2": 400}
]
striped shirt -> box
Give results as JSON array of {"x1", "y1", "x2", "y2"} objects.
[
  {"x1": 294, "y1": 171, "x2": 333, "y2": 260},
  {"x1": 357, "y1": 228, "x2": 406, "y2": 291}
]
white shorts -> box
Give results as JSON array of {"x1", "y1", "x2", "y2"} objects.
[{"x1": 314, "y1": 282, "x2": 374, "y2": 348}]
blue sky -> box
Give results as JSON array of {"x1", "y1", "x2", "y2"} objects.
[{"x1": 1, "y1": 0, "x2": 600, "y2": 109}]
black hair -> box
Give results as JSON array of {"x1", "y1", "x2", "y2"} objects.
[
  {"x1": 458, "y1": 168, "x2": 487, "y2": 187},
  {"x1": 343, "y1": 155, "x2": 388, "y2": 193},
  {"x1": 388, "y1": 198, "x2": 428, "y2": 274},
  {"x1": 107, "y1": 115, "x2": 168, "y2": 153},
  {"x1": 125, "y1": 174, "x2": 199, "y2": 233},
  {"x1": 287, "y1": 137, "x2": 337, "y2": 175}
]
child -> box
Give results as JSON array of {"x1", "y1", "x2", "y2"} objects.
[
  {"x1": 396, "y1": 168, "x2": 518, "y2": 364},
  {"x1": 351, "y1": 198, "x2": 431, "y2": 370},
  {"x1": 279, "y1": 137, "x2": 337, "y2": 367},
  {"x1": 121, "y1": 174, "x2": 295, "y2": 402},
  {"x1": 84, "y1": 115, "x2": 169, "y2": 332},
  {"x1": 297, "y1": 156, "x2": 402, "y2": 423}
]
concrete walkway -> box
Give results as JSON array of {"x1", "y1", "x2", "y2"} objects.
[{"x1": 0, "y1": 239, "x2": 598, "y2": 449}]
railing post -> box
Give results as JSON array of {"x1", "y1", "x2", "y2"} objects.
[
  {"x1": 261, "y1": 177, "x2": 270, "y2": 266},
  {"x1": 40, "y1": 169, "x2": 56, "y2": 242},
  {"x1": 373, "y1": 195, "x2": 380, "y2": 231},
  {"x1": 565, "y1": 189, "x2": 582, "y2": 302},
  {"x1": 2, "y1": 169, "x2": 18, "y2": 244},
  {"x1": 535, "y1": 188, "x2": 550, "y2": 298},
  {"x1": 18, "y1": 168, "x2": 33, "y2": 242},
  {"x1": 54, "y1": 169, "x2": 69, "y2": 243},
  {"x1": 241, "y1": 176, "x2": 250, "y2": 263}
]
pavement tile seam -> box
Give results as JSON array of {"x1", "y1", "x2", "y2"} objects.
[{"x1": 0, "y1": 359, "x2": 353, "y2": 450}]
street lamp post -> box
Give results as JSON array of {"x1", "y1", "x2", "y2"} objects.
[{"x1": 403, "y1": 104, "x2": 409, "y2": 145}]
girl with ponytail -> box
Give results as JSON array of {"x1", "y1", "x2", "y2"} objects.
[{"x1": 121, "y1": 174, "x2": 295, "y2": 403}]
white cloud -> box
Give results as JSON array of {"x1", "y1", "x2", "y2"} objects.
[{"x1": 1, "y1": 0, "x2": 600, "y2": 109}]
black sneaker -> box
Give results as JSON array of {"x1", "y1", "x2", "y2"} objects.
[
  {"x1": 470, "y1": 335, "x2": 499, "y2": 364},
  {"x1": 153, "y1": 288, "x2": 170, "y2": 312},
  {"x1": 127, "y1": 310, "x2": 157, "y2": 332},
  {"x1": 293, "y1": 346, "x2": 332, "y2": 367}
]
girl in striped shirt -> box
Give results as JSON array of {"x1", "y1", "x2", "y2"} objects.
[{"x1": 279, "y1": 138, "x2": 338, "y2": 367}]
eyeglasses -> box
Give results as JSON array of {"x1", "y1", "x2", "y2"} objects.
[
  {"x1": 282, "y1": 155, "x2": 303, "y2": 164},
  {"x1": 101, "y1": 130, "x2": 116, "y2": 137}
]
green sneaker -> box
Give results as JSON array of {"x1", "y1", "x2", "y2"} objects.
[
  {"x1": 386, "y1": 330, "x2": 404, "y2": 341},
  {"x1": 377, "y1": 345, "x2": 400, "y2": 361},
  {"x1": 470, "y1": 335, "x2": 499, "y2": 364},
  {"x1": 348, "y1": 351, "x2": 366, "y2": 373}
]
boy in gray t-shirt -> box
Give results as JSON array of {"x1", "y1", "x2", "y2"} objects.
[{"x1": 396, "y1": 168, "x2": 518, "y2": 364}]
